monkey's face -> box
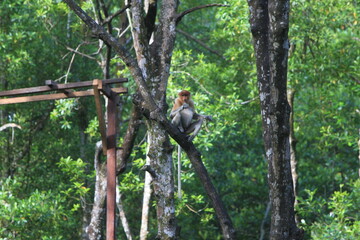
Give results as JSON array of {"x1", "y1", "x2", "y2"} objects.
[{"x1": 180, "y1": 94, "x2": 190, "y2": 103}]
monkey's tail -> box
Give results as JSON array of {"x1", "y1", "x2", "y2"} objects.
[{"x1": 177, "y1": 144, "x2": 182, "y2": 199}]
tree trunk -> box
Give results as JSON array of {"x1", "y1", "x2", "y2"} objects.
[
  {"x1": 140, "y1": 170, "x2": 153, "y2": 240},
  {"x1": 146, "y1": 121, "x2": 176, "y2": 239},
  {"x1": 86, "y1": 141, "x2": 107, "y2": 240},
  {"x1": 116, "y1": 181, "x2": 133, "y2": 240},
  {"x1": 248, "y1": 0, "x2": 303, "y2": 239},
  {"x1": 287, "y1": 89, "x2": 299, "y2": 224},
  {"x1": 140, "y1": 134, "x2": 153, "y2": 240}
]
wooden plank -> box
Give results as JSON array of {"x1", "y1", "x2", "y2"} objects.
[
  {"x1": 93, "y1": 80, "x2": 108, "y2": 154},
  {"x1": 0, "y1": 86, "x2": 54, "y2": 97},
  {"x1": 0, "y1": 90, "x2": 96, "y2": 105},
  {"x1": 0, "y1": 87, "x2": 127, "y2": 105},
  {"x1": 0, "y1": 78, "x2": 128, "y2": 97},
  {"x1": 46, "y1": 80, "x2": 71, "y2": 95}
]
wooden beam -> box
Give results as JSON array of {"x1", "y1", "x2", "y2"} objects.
[
  {"x1": 0, "y1": 87, "x2": 127, "y2": 105},
  {"x1": 0, "y1": 78, "x2": 128, "y2": 97},
  {"x1": 0, "y1": 90, "x2": 94, "y2": 105},
  {"x1": 46, "y1": 80, "x2": 71, "y2": 95},
  {"x1": 93, "y1": 80, "x2": 108, "y2": 154}
]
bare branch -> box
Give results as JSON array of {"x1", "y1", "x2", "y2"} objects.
[
  {"x1": 176, "y1": 4, "x2": 229, "y2": 24},
  {"x1": 64, "y1": 42, "x2": 86, "y2": 83},
  {"x1": 102, "y1": 4, "x2": 131, "y2": 25},
  {"x1": 176, "y1": 28, "x2": 225, "y2": 59},
  {"x1": 144, "y1": 0, "x2": 157, "y2": 41},
  {"x1": 171, "y1": 70, "x2": 214, "y2": 96},
  {"x1": 117, "y1": 105, "x2": 143, "y2": 175},
  {"x1": 0, "y1": 123, "x2": 22, "y2": 132},
  {"x1": 66, "y1": 46, "x2": 97, "y2": 60}
]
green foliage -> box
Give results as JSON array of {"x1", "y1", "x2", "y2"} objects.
[
  {"x1": 0, "y1": 178, "x2": 79, "y2": 239},
  {"x1": 298, "y1": 180, "x2": 360, "y2": 239},
  {"x1": 57, "y1": 156, "x2": 91, "y2": 200}
]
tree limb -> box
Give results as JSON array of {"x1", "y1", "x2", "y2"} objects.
[
  {"x1": 102, "y1": 4, "x2": 131, "y2": 25},
  {"x1": 176, "y1": 4, "x2": 229, "y2": 25},
  {"x1": 65, "y1": 46, "x2": 97, "y2": 60},
  {"x1": 117, "y1": 104, "x2": 143, "y2": 175},
  {"x1": 144, "y1": 0, "x2": 157, "y2": 42},
  {"x1": 176, "y1": 28, "x2": 225, "y2": 59},
  {"x1": 0, "y1": 123, "x2": 22, "y2": 132}
]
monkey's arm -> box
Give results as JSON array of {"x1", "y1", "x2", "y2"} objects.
[
  {"x1": 170, "y1": 105, "x2": 184, "y2": 118},
  {"x1": 170, "y1": 99, "x2": 189, "y2": 118}
]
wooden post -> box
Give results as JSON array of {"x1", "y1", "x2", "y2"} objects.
[
  {"x1": 106, "y1": 92, "x2": 118, "y2": 240},
  {"x1": 93, "y1": 80, "x2": 108, "y2": 154}
]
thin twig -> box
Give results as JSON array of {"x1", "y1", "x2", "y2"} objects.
[
  {"x1": 66, "y1": 46, "x2": 98, "y2": 60},
  {"x1": 102, "y1": 4, "x2": 131, "y2": 25},
  {"x1": 171, "y1": 70, "x2": 214, "y2": 96},
  {"x1": 259, "y1": 201, "x2": 271, "y2": 240},
  {"x1": 64, "y1": 42, "x2": 86, "y2": 83},
  {"x1": 176, "y1": 28, "x2": 225, "y2": 59},
  {"x1": 176, "y1": 4, "x2": 229, "y2": 24}
]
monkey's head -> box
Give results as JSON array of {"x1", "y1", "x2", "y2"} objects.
[{"x1": 178, "y1": 90, "x2": 191, "y2": 103}]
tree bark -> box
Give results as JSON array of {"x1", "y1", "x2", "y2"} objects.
[
  {"x1": 146, "y1": 122, "x2": 176, "y2": 239},
  {"x1": 248, "y1": 0, "x2": 303, "y2": 239}
]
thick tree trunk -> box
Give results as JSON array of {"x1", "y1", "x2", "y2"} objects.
[
  {"x1": 248, "y1": 0, "x2": 303, "y2": 239},
  {"x1": 146, "y1": 121, "x2": 176, "y2": 239}
]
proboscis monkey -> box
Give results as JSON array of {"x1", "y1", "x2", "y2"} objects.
[
  {"x1": 170, "y1": 90, "x2": 212, "y2": 140},
  {"x1": 170, "y1": 90, "x2": 212, "y2": 198}
]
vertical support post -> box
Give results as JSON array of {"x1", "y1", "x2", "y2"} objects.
[
  {"x1": 93, "y1": 79, "x2": 108, "y2": 154},
  {"x1": 178, "y1": 145, "x2": 182, "y2": 199},
  {"x1": 106, "y1": 92, "x2": 118, "y2": 240}
]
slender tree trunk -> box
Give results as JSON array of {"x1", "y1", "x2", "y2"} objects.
[
  {"x1": 287, "y1": 90, "x2": 297, "y2": 196},
  {"x1": 140, "y1": 134, "x2": 153, "y2": 240},
  {"x1": 248, "y1": 0, "x2": 303, "y2": 239},
  {"x1": 140, "y1": 170, "x2": 153, "y2": 240},
  {"x1": 287, "y1": 89, "x2": 299, "y2": 224},
  {"x1": 116, "y1": 181, "x2": 133, "y2": 240},
  {"x1": 86, "y1": 141, "x2": 107, "y2": 240},
  {"x1": 259, "y1": 201, "x2": 271, "y2": 240}
]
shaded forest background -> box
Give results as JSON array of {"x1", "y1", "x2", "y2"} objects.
[{"x1": 0, "y1": 0, "x2": 359, "y2": 239}]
